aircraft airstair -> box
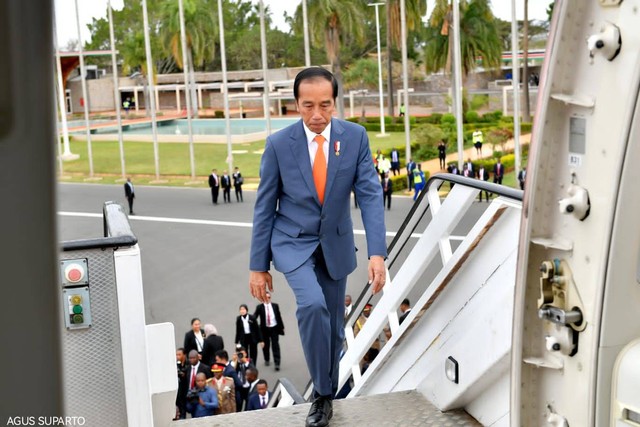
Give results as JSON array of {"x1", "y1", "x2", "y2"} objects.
[{"x1": 172, "y1": 174, "x2": 523, "y2": 426}]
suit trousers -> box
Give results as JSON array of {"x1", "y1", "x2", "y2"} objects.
[
  {"x1": 211, "y1": 187, "x2": 219, "y2": 204},
  {"x1": 284, "y1": 246, "x2": 346, "y2": 397},
  {"x1": 262, "y1": 326, "x2": 281, "y2": 366},
  {"x1": 126, "y1": 195, "x2": 134, "y2": 213}
]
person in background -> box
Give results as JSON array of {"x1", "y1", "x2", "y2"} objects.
[
  {"x1": 389, "y1": 148, "x2": 400, "y2": 176},
  {"x1": 344, "y1": 294, "x2": 353, "y2": 320},
  {"x1": 406, "y1": 158, "x2": 417, "y2": 190},
  {"x1": 398, "y1": 298, "x2": 412, "y2": 324},
  {"x1": 201, "y1": 324, "x2": 224, "y2": 367},
  {"x1": 399, "y1": 103, "x2": 406, "y2": 117},
  {"x1": 124, "y1": 177, "x2": 135, "y2": 215},
  {"x1": 221, "y1": 170, "x2": 232, "y2": 203},
  {"x1": 235, "y1": 304, "x2": 263, "y2": 365},
  {"x1": 184, "y1": 318, "x2": 205, "y2": 358},
  {"x1": 233, "y1": 167, "x2": 244, "y2": 202},
  {"x1": 208, "y1": 169, "x2": 220, "y2": 205},
  {"x1": 246, "y1": 379, "x2": 270, "y2": 411},
  {"x1": 174, "y1": 348, "x2": 189, "y2": 420},
  {"x1": 209, "y1": 363, "x2": 236, "y2": 415},
  {"x1": 215, "y1": 350, "x2": 243, "y2": 412},
  {"x1": 437, "y1": 141, "x2": 446, "y2": 170},
  {"x1": 477, "y1": 164, "x2": 491, "y2": 202},
  {"x1": 413, "y1": 164, "x2": 425, "y2": 201},
  {"x1": 518, "y1": 167, "x2": 527, "y2": 190},
  {"x1": 382, "y1": 172, "x2": 393, "y2": 210},
  {"x1": 254, "y1": 291, "x2": 284, "y2": 371},
  {"x1": 186, "y1": 372, "x2": 218, "y2": 418},
  {"x1": 493, "y1": 159, "x2": 504, "y2": 185}
]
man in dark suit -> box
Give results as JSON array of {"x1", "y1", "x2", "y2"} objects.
[
  {"x1": 518, "y1": 167, "x2": 526, "y2": 190},
  {"x1": 246, "y1": 380, "x2": 270, "y2": 411},
  {"x1": 175, "y1": 348, "x2": 189, "y2": 420},
  {"x1": 382, "y1": 172, "x2": 392, "y2": 210},
  {"x1": 254, "y1": 292, "x2": 284, "y2": 370},
  {"x1": 249, "y1": 67, "x2": 387, "y2": 427},
  {"x1": 185, "y1": 350, "x2": 211, "y2": 393},
  {"x1": 477, "y1": 165, "x2": 491, "y2": 202},
  {"x1": 221, "y1": 170, "x2": 232, "y2": 203},
  {"x1": 208, "y1": 169, "x2": 219, "y2": 204},
  {"x1": 124, "y1": 177, "x2": 135, "y2": 215},
  {"x1": 398, "y1": 298, "x2": 412, "y2": 324},
  {"x1": 233, "y1": 167, "x2": 244, "y2": 202},
  {"x1": 493, "y1": 159, "x2": 504, "y2": 185}
]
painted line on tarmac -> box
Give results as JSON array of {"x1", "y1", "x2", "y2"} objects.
[{"x1": 58, "y1": 211, "x2": 422, "y2": 238}]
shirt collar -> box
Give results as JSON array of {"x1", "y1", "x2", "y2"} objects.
[{"x1": 302, "y1": 121, "x2": 331, "y2": 145}]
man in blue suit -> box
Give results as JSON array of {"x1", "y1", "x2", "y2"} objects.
[{"x1": 249, "y1": 67, "x2": 387, "y2": 427}]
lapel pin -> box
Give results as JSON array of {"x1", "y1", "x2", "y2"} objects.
[{"x1": 334, "y1": 141, "x2": 341, "y2": 156}]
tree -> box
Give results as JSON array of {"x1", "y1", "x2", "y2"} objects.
[
  {"x1": 385, "y1": 0, "x2": 426, "y2": 117},
  {"x1": 343, "y1": 58, "x2": 379, "y2": 120},
  {"x1": 305, "y1": 0, "x2": 367, "y2": 119},
  {"x1": 159, "y1": 0, "x2": 217, "y2": 71},
  {"x1": 424, "y1": 0, "x2": 502, "y2": 76}
]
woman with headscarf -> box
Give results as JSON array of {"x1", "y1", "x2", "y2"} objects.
[
  {"x1": 235, "y1": 304, "x2": 263, "y2": 365},
  {"x1": 201, "y1": 323, "x2": 225, "y2": 366}
]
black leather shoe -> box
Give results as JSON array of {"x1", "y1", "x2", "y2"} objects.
[{"x1": 305, "y1": 396, "x2": 333, "y2": 427}]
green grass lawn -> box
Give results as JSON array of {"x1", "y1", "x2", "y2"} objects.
[{"x1": 58, "y1": 132, "x2": 408, "y2": 180}]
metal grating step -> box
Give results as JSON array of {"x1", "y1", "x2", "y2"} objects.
[{"x1": 172, "y1": 390, "x2": 481, "y2": 426}]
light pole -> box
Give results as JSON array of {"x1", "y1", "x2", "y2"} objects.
[
  {"x1": 52, "y1": 16, "x2": 77, "y2": 161},
  {"x1": 400, "y1": 0, "x2": 411, "y2": 161},
  {"x1": 452, "y1": 0, "x2": 464, "y2": 170},
  {"x1": 511, "y1": 0, "x2": 522, "y2": 178},
  {"x1": 142, "y1": 0, "x2": 161, "y2": 181},
  {"x1": 302, "y1": 0, "x2": 311, "y2": 66},
  {"x1": 73, "y1": 0, "x2": 95, "y2": 177},
  {"x1": 259, "y1": 0, "x2": 272, "y2": 136},
  {"x1": 368, "y1": 2, "x2": 388, "y2": 137},
  {"x1": 108, "y1": 0, "x2": 126, "y2": 180},
  {"x1": 178, "y1": 0, "x2": 196, "y2": 181},
  {"x1": 218, "y1": 0, "x2": 233, "y2": 173}
]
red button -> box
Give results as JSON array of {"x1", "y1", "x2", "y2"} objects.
[{"x1": 68, "y1": 269, "x2": 82, "y2": 282}]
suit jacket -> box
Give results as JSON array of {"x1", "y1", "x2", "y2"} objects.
[
  {"x1": 246, "y1": 392, "x2": 270, "y2": 411},
  {"x1": 254, "y1": 303, "x2": 285, "y2": 335},
  {"x1": 233, "y1": 171, "x2": 243, "y2": 186},
  {"x1": 208, "y1": 173, "x2": 219, "y2": 188},
  {"x1": 124, "y1": 182, "x2": 134, "y2": 198},
  {"x1": 493, "y1": 163, "x2": 504, "y2": 178},
  {"x1": 399, "y1": 309, "x2": 411, "y2": 324},
  {"x1": 477, "y1": 168, "x2": 490, "y2": 181},
  {"x1": 221, "y1": 175, "x2": 231, "y2": 189},
  {"x1": 235, "y1": 314, "x2": 263, "y2": 344},
  {"x1": 250, "y1": 118, "x2": 387, "y2": 280},
  {"x1": 382, "y1": 178, "x2": 393, "y2": 196},
  {"x1": 201, "y1": 335, "x2": 225, "y2": 366},
  {"x1": 184, "y1": 330, "x2": 205, "y2": 356},
  {"x1": 184, "y1": 362, "x2": 213, "y2": 389},
  {"x1": 223, "y1": 363, "x2": 243, "y2": 393}
]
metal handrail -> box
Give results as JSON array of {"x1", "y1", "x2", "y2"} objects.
[
  {"x1": 268, "y1": 377, "x2": 306, "y2": 408},
  {"x1": 62, "y1": 201, "x2": 137, "y2": 251},
  {"x1": 304, "y1": 174, "x2": 523, "y2": 400}
]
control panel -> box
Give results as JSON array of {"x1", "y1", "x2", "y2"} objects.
[{"x1": 60, "y1": 259, "x2": 92, "y2": 329}]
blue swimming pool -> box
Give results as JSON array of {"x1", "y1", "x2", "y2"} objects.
[{"x1": 88, "y1": 118, "x2": 299, "y2": 136}]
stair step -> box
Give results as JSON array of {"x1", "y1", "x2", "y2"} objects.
[{"x1": 172, "y1": 390, "x2": 480, "y2": 426}]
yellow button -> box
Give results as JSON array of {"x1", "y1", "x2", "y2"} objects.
[{"x1": 71, "y1": 295, "x2": 82, "y2": 305}]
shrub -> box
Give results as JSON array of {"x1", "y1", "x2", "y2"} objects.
[
  {"x1": 465, "y1": 110, "x2": 480, "y2": 123},
  {"x1": 486, "y1": 128, "x2": 513, "y2": 155},
  {"x1": 214, "y1": 110, "x2": 224, "y2": 118},
  {"x1": 441, "y1": 113, "x2": 456, "y2": 124},
  {"x1": 470, "y1": 94, "x2": 489, "y2": 111},
  {"x1": 413, "y1": 124, "x2": 446, "y2": 161}
]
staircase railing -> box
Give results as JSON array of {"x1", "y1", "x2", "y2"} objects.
[{"x1": 287, "y1": 174, "x2": 523, "y2": 405}]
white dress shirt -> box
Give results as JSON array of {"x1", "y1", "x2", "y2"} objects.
[
  {"x1": 264, "y1": 303, "x2": 277, "y2": 327},
  {"x1": 241, "y1": 315, "x2": 250, "y2": 334},
  {"x1": 303, "y1": 122, "x2": 331, "y2": 168}
]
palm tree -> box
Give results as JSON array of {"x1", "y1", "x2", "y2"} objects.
[
  {"x1": 160, "y1": 0, "x2": 217, "y2": 71},
  {"x1": 306, "y1": 0, "x2": 366, "y2": 119},
  {"x1": 385, "y1": 0, "x2": 426, "y2": 117},
  {"x1": 424, "y1": 0, "x2": 502, "y2": 77}
]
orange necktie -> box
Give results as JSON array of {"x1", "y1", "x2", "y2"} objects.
[{"x1": 313, "y1": 135, "x2": 327, "y2": 204}]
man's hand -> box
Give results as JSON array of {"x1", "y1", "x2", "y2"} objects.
[
  {"x1": 198, "y1": 397, "x2": 205, "y2": 407},
  {"x1": 259, "y1": 341, "x2": 265, "y2": 349},
  {"x1": 368, "y1": 255, "x2": 387, "y2": 295},
  {"x1": 249, "y1": 271, "x2": 273, "y2": 303}
]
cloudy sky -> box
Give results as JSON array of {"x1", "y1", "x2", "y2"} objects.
[{"x1": 54, "y1": 0, "x2": 553, "y2": 47}]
